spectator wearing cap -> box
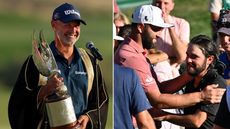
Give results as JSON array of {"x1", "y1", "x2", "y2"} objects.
[
  {"x1": 209, "y1": 0, "x2": 230, "y2": 43},
  {"x1": 8, "y1": 3, "x2": 108, "y2": 129},
  {"x1": 114, "y1": 4, "x2": 225, "y2": 128},
  {"x1": 217, "y1": 12, "x2": 230, "y2": 86}
]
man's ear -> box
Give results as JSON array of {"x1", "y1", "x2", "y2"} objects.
[
  {"x1": 207, "y1": 55, "x2": 215, "y2": 65},
  {"x1": 51, "y1": 20, "x2": 55, "y2": 30},
  {"x1": 137, "y1": 23, "x2": 145, "y2": 33}
]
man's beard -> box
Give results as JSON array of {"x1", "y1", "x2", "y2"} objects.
[
  {"x1": 187, "y1": 60, "x2": 207, "y2": 77},
  {"x1": 142, "y1": 34, "x2": 154, "y2": 49},
  {"x1": 56, "y1": 30, "x2": 79, "y2": 46}
]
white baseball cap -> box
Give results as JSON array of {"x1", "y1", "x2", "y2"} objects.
[
  {"x1": 113, "y1": 23, "x2": 124, "y2": 41},
  {"x1": 132, "y1": 5, "x2": 173, "y2": 28}
]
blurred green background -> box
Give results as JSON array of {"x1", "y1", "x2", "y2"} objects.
[
  {"x1": 119, "y1": 0, "x2": 212, "y2": 39},
  {"x1": 0, "y1": 0, "x2": 112, "y2": 129}
]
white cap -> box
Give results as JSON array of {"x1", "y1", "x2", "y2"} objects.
[
  {"x1": 113, "y1": 23, "x2": 124, "y2": 41},
  {"x1": 132, "y1": 5, "x2": 173, "y2": 28}
]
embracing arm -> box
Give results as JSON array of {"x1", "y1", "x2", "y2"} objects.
[
  {"x1": 146, "y1": 84, "x2": 225, "y2": 109},
  {"x1": 152, "y1": 109, "x2": 207, "y2": 128},
  {"x1": 159, "y1": 72, "x2": 192, "y2": 93},
  {"x1": 146, "y1": 87, "x2": 201, "y2": 109}
]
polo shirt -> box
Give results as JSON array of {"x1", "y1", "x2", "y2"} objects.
[
  {"x1": 114, "y1": 38, "x2": 158, "y2": 92},
  {"x1": 50, "y1": 41, "x2": 88, "y2": 118},
  {"x1": 114, "y1": 64, "x2": 152, "y2": 129},
  {"x1": 184, "y1": 69, "x2": 226, "y2": 129}
]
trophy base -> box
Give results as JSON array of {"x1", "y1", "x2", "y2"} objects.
[
  {"x1": 51, "y1": 120, "x2": 80, "y2": 129},
  {"x1": 46, "y1": 96, "x2": 77, "y2": 128}
]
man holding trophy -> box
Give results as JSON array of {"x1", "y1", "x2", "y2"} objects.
[{"x1": 8, "y1": 3, "x2": 108, "y2": 129}]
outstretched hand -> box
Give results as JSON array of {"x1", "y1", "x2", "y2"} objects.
[{"x1": 201, "y1": 84, "x2": 226, "y2": 104}]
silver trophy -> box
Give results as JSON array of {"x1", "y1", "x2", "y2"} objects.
[
  {"x1": 32, "y1": 30, "x2": 58, "y2": 77},
  {"x1": 32, "y1": 30, "x2": 78, "y2": 128},
  {"x1": 32, "y1": 30, "x2": 67, "y2": 95}
]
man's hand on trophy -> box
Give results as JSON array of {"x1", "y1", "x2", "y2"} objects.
[
  {"x1": 38, "y1": 74, "x2": 64, "y2": 100},
  {"x1": 76, "y1": 115, "x2": 89, "y2": 129}
]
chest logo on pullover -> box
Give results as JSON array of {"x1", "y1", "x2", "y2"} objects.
[{"x1": 75, "y1": 71, "x2": 86, "y2": 75}]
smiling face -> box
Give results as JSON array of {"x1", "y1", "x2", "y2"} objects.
[
  {"x1": 186, "y1": 44, "x2": 213, "y2": 76},
  {"x1": 52, "y1": 20, "x2": 81, "y2": 46},
  {"x1": 219, "y1": 32, "x2": 230, "y2": 52}
]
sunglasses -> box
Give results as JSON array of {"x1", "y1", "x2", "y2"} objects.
[{"x1": 148, "y1": 24, "x2": 163, "y2": 32}]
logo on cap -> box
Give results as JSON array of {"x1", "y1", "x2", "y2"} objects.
[
  {"x1": 144, "y1": 16, "x2": 148, "y2": 22},
  {"x1": 64, "y1": 10, "x2": 80, "y2": 16}
]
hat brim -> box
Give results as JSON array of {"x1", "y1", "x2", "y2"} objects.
[
  {"x1": 114, "y1": 36, "x2": 124, "y2": 41},
  {"x1": 218, "y1": 27, "x2": 230, "y2": 35},
  {"x1": 152, "y1": 22, "x2": 174, "y2": 28},
  {"x1": 62, "y1": 19, "x2": 87, "y2": 25},
  {"x1": 61, "y1": 15, "x2": 87, "y2": 25}
]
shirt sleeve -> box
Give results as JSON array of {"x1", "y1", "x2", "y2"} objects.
[
  {"x1": 131, "y1": 70, "x2": 152, "y2": 115},
  {"x1": 179, "y1": 19, "x2": 190, "y2": 43},
  {"x1": 120, "y1": 50, "x2": 159, "y2": 93}
]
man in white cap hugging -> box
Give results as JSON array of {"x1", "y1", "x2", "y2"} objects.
[{"x1": 114, "y1": 4, "x2": 225, "y2": 128}]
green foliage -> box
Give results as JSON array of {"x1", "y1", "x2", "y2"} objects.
[
  {"x1": 0, "y1": 85, "x2": 11, "y2": 129},
  {"x1": 172, "y1": 0, "x2": 211, "y2": 38}
]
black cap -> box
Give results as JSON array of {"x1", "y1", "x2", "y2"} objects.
[{"x1": 52, "y1": 3, "x2": 86, "y2": 25}]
